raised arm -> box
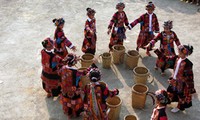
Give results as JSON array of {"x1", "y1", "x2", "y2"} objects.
[
  {"x1": 130, "y1": 14, "x2": 144, "y2": 28},
  {"x1": 108, "y1": 12, "x2": 118, "y2": 29}
]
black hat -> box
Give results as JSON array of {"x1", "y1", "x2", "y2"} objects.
[
  {"x1": 89, "y1": 68, "x2": 101, "y2": 82},
  {"x1": 52, "y1": 18, "x2": 65, "y2": 26}
]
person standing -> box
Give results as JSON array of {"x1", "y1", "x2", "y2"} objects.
[
  {"x1": 167, "y1": 44, "x2": 196, "y2": 113},
  {"x1": 151, "y1": 89, "x2": 170, "y2": 120},
  {"x1": 41, "y1": 38, "x2": 62, "y2": 98},
  {"x1": 129, "y1": 1, "x2": 159, "y2": 55},
  {"x1": 146, "y1": 21, "x2": 180, "y2": 75},
  {"x1": 53, "y1": 18, "x2": 76, "y2": 59},
  {"x1": 83, "y1": 67, "x2": 119, "y2": 120},
  {"x1": 82, "y1": 8, "x2": 97, "y2": 55},
  {"x1": 59, "y1": 53, "x2": 85, "y2": 118},
  {"x1": 107, "y1": 2, "x2": 129, "y2": 50}
]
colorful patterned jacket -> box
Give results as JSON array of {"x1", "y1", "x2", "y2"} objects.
[
  {"x1": 172, "y1": 58, "x2": 196, "y2": 94},
  {"x1": 83, "y1": 82, "x2": 118, "y2": 120},
  {"x1": 54, "y1": 28, "x2": 74, "y2": 58},
  {"x1": 41, "y1": 49, "x2": 62, "y2": 75},
  {"x1": 108, "y1": 11, "x2": 129, "y2": 29},
  {"x1": 130, "y1": 13, "x2": 159, "y2": 32},
  {"x1": 151, "y1": 31, "x2": 180, "y2": 56}
]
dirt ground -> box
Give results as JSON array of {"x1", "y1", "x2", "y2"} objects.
[{"x1": 0, "y1": 0, "x2": 200, "y2": 120}]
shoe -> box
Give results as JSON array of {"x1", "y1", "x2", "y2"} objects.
[{"x1": 171, "y1": 107, "x2": 180, "y2": 113}]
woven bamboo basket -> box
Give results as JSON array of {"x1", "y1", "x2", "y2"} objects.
[
  {"x1": 132, "y1": 83, "x2": 149, "y2": 109},
  {"x1": 106, "y1": 96, "x2": 122, "y2": 120},
  {"x1": 125, "y1": 50, "x2": 140, "y2": 69},
  {"x1": 81, "y1": 53, "x2": 94, "y2": 68},
  {"x1": 133, "y1": 66, "x2": 149, "y2": 85},
  {"x1": 124, "y1": 115, "x2": 137, "y2": 120},
  {"x1": 78, "y1": 67, "x2": 90, "y2": 89},
  {"x1": 111, "y1": 45, "x2": 125, "y2": 64},
  {"x1": 101, "y1": 52, "x2": 111, "y2": 69}
]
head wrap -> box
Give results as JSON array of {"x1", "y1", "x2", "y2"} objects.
[
  {"x1": 42, "y1": 38, "x2": 53, "y2": 48},
  {"x1": 146, "y1": 1, "x2": 155, "y2": 10},
  {"x1": 178, "y1": 44, "x2": 193, "y2": 56},
  {"x1": 52, "y1": 18, "x2": 65, "y2": 26},
  {"x1": 163, "y1": 20, "x2": 173, "y2": 29},
  {"x1": 89, "y1": 68, "x2": 101, "y2": 82},
  {"x1": 63, "y1": 53, "x2": 78, "y2": 66},
  {"x1": 86, "y1": 8, "x2": 96, "y2": 15},
  {"x1": 155, "y1": 89, "x2": 170, "y2": 105},
  {"x1": 116, "y1": 2, "x2": 125, "y2": 9}
]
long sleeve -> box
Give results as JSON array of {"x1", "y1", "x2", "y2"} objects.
[
  {"x1": 154, "y1": 14, "x2": 160, "y2": 32},
  {"x1": 184, "y1": 59, "x2": 196, "y2": 94},
  {"x1": 130, "y1": 14, "x2": 144, "y2": 28},
  {"x1": 149, "y1": 32, "x2": 162, "y2": 47},
  {"x1": 124, "y1": 12, "x2": 129, "y2": 26},
  {"x1": 108, "y1": 12, "x2": 118, "y2": 29},
  {"x1": 153, "y1": 32, "x2": 162, "y2": 42},
  {"x1": 64, "y1": 38, "x2": 73, "y2": 48}
]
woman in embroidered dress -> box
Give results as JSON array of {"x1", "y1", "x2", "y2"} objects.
[
  {"x1": 59, "y1": 54, "x2": 85, "y2": 118},
  {"x1": 53, "y1": 18, "x2": 76, "y2": 59},
  {"x1": 167, "y1": 44, "x2": 196, "y2": 113},
  {"x1": 146, "y1": 20, "x2": 181, "y2": 76},
  {"x1": 129, "y1": 1, "x2": 159, "y2": 55},
  {"x1": 83, "y1": 67, "x2": 119, "y2": 120},
  {"x1": 151, "y1": 89, "x2": 170, "y2": 120},
  {"x1": 107, "y1": 2, "x2": 129, "y2": 50},
  {"x1": 41, "y1": 38, "x2": 62, "y2": 98},
  {"x1": 82, "y1": 8, "x2": 97, "y2": 55}
]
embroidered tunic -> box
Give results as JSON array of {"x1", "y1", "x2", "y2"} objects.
[{"x1": 108, "y1": 11, "x2": 129, "y2": 49}]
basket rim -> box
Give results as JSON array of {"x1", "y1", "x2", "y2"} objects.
[
  {"x1": 132, "y1": 83, "x2": 149, "y2": 94},
  {"x1": 124, "y1": 114, "x2": 137, "y2": 120},
  {"x1": 112, "y1": 45, "x2": 125, "y2": 51},
  {"x1": 127, "y1": 50, "x2": 140, "y2": 57},
  {"x1": 133, "y1": 66, "x2": 149, "y2": 75},
  {"x1": 81, "y1": 53, "x2": 94, "y2": 61},
  {"x1": 81, "y1": 53, "x2": 94, "y2": 57},
  {"x1": 106, "y1": 96, "x2": 122, "y2": 107},
  {"x1": 102, "y1": 52, "x2": 111, "y2": 58}
]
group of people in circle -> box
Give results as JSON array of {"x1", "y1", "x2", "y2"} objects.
[{"x1": 40, "y1": 1, "x2": 196, "y2": 120}]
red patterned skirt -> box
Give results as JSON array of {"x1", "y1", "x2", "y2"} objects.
[
  {"x1": 109, "y1": 27, "x2": 126, "y2": 50},
  {"x1": 167, "y1": 79, "x2": 192, "y2": 110},
  {"x1": 60, "y1": 93, "x2": 83, "y2": 117},
  {"x1": 136, "y1": 31, "x2": 154, "y2": 49},
  {"x1": 41, "y1": 70, "x2": 61, "y2": 96}
]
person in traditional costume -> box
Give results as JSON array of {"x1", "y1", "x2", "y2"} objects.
[
  {"x1": 83, "y1": 66, "x2": 119, "y2": 120},
  {"x1": 82, "y1": 8, "x2": 97, "y2": 55},
  {"x1": 167, "y1": 44, "x2": 196, "y2": 113},
  {"x1": 107, "y1": 2, "x2": 129, "y2": 50},
  {"x1": 41, "y1": 38, "x2": 62, "y2": 98},
  {"x1": 151, "y1": 89, "x2": 170, "y2": 120},
  {"x1": 59, "y1": 53, "x2": 86, "y2": 118},
  {"x1": 146, "y1": 21, "x2": 181, "y2": 76},
  {"x1": 53, "y1": 18, "x2": 76, "y2": 59},
  {"x1": 129, "y1": 1, "x2": 159, "y2": 54}
]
